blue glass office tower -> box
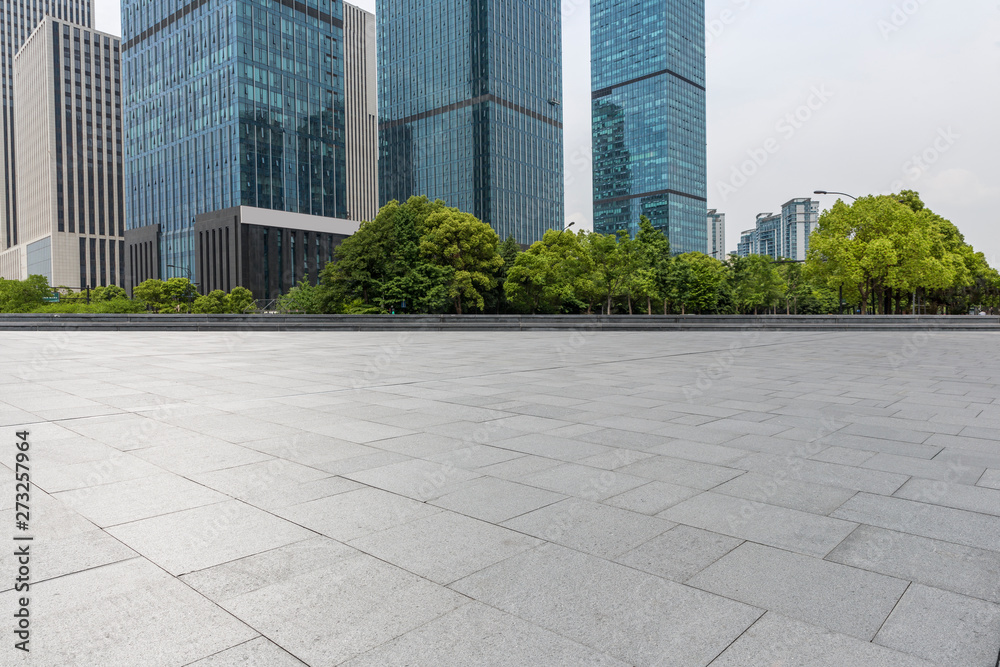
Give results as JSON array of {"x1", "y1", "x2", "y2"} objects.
[
  {"x1": 377, "y1": 0, "x2": 564, "y2": 245},
  {"x1": 122, "y1": 0, "x2": 347, "y2": 278},
  {"x1": 591, "y1": 0, "x2": 707, "y2": 253}
]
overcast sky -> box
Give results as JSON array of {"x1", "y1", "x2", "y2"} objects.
[{"x1": 95, "y1": 1, "x2": 1000, "y2": 263}]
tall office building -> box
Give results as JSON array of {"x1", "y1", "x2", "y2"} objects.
[
  {"x1": 1, "y1": 0, "x2": 92, "y2": 252},
  {"x1": 377, "y1": 0, "x2": 564, "y2": 245},
  {"x1": 707, "y1": 209, "x2": 725, "y2": 260},
  {"x1": 344, "y1": 3, "x2": 377, "y2": 223},
  {"x1": 0, "y1": 17, "x2": 122, "y2": 288},
  {"x1": 591, "y1": 0, "x2": 707, "y2": 253},
  {"x1": 737, "y1": 197, "x2": 819, "y2": 260},
  {"x1": 121, "y1": 0, "x2": 349, "y2": 281}
]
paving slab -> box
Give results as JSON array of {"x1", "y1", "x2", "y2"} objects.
[
  {"x1": 451, "y1": 544, "x2": 763, "y2": 667},
  {"x1": 349, "y1": 511, "x2": 541, "y2": 585},
  {"x1": 502, "y1": 498, "x2": 675, "y2": 559},
  {"x1": 659, "y1": 491, "x2": 858, "y2": 557},
  {"x1": 827, "y1": 525, "x2": 1000, "y2": 603},
  {"x1": 708, "y1": 613, "x2": 935, "y2": 667},
  {"x1": 429, "y1": 476, "x2": 566, "y2": 523},
  {"x1": 688, "y1": 542, "x2": 909, "y2": 640},
  {"x1": 874, "y1": 584, "x2": 1000, "y2": 667},
  {"x1": 893, "y1": 477, "x2": 1000, "y2": 516},
  {"x1": 618, "y1": 455, "x2": 744, "y2": 490},
  {"x1": 832, "y1": 492, "x2": 1000, "y2": 552},
  {"x1": 615, "y1": 525, "x2": 743, "y2": 582},
  {"x1": 107, "y1": 500, "x2": 313, "y2": 575},
  {"x1": 711, "y1": 471, "x2": 857, "y2": 515},
  {"x1": 602, "y1": 480, "x2": 702, "y2": 515},
  {"x1": 187, "y1": 638, "x2": 309, "y2": 666}
]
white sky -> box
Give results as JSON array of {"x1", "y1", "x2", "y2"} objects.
[{"x1": 95, "y1": 1, "x2": 1000, "y2": 263}]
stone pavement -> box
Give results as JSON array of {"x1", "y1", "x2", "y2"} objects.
[{"x1": 1, "y1": 331, "x2": 999, "y2": 666}]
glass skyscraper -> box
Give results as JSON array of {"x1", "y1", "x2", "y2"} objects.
[
  {"x1": 1, "y1": 0, "x2": 92, "y2": 251},
  {"x1": 377, "y1": 0, "x2": 564, "y2": 245},
  {"x1": 122, "y1": 0, "x2": 347, "y2": 279},
  {"x1": 591, "y1": 0, "x2": 707, "y2": 253}
]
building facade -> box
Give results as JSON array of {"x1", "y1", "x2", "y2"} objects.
[
  {"x1": 377, "y1": 0, "x2": 564, "y2": 245},
  {"x1": 192, "y1": 206, "x2": 358, "y2": 299},
  {"x1": 344, "y1": 3, "x2": 378, "y2": 223},
  {"x1": 736, "y1": 198, "x2": 819, "y2": 260},
  {"x1": 707, "y1": 209, "x2": 725, "y2": 260},
  {"x1": 0, "y1": 17, "x2": 123, "y2": 289},
  {"x1": 121, "y1": 0, "x2": 349, "y2": 283},
  {"x1": 1, "y1": 0, "x2": 92, "y2": 252},
  {"x1": 591, "y1": 0, "x2": 707, "y2": 253}
]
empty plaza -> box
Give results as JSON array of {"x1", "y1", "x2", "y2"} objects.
[{"x1": 2, "y1": 330, "x2": 1000, "y2": 666}]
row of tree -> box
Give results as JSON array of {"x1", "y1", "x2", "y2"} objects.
[
  {"x1": 3, "y1": 191, "x2": 995, "y2": 316},
  {"x1": 0, "y1": 276, "x2": 255, "y2": 314}
]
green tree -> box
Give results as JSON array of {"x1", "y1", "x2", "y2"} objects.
[
  {"x1": 586, "y1": 231, "x2": 634, "y2": 314},
  {"x1": 419, "y1": 208, "x2": 503, "y2": 314},
  {"x1": 192, "y1": 290, "x2": 229, "y2": 314},
  {"x1": 90, "y1": 285, "x2": 127, "y2": 302},
  {"x1": 277, "y1": 280, "x2": 324, "y2": 314},
  {"x1": 133, "y1": 278, "x2": 198, "y2": 313},
  {"x1": 632, "y1": 217, "x2": 673, "y2": 314},
  {"x1": 732, "y1": 255, "x2": 786, "y2": 314},
  {"x1": 0, "y1": 275, "x2": 54, "y2": 312},
  {"x1": 226, "y1": 287, "x2": 256, "y2": 314}
]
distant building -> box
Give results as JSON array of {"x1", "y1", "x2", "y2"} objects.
[
  {"x1": 377, "y1": 0, "x2": 564, "y2": 244},
  {"x1": 707, "y1": 209, "x2": 726, "y2": 260},
  {"x1": 344, "y1": 4, "x2": 378, "y2": 223},
  {"x1": 591, "y1": 0, "x2": 707, "y2": 252},
  {"x1": 736, "y1": 198, "x2": 819, "y2": 261},
  {"x1": 0, "y1": 18, "x2": 124, "y2": 289},
  {"x1": 121, "y1": 0, "x2": 352, "y2": 285},
  {"x1": 1, "y1": 1, "x2": 92, "y2": 253}
]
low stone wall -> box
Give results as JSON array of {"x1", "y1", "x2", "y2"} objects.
[{"x1": 1, "y1": 314, "x2": 999, "y2": 332}]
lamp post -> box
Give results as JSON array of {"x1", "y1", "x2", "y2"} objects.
[
  {"x1": 556, "y1": 221, "x2": 576, "y2": 238},
  {"x1": 813, "y1": 191, "x2": 860, "y2": 314},
  {"x1": 813, "y1": 190, "x2": 857, "y2": 202},
  {"x1": 167, "y1": 264, "x2": 193, "y2": 282}
]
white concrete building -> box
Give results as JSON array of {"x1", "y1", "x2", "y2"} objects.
[
  {"x1": 1, "y1": 1, "x2": 92, "y2": 252},
  {"x1": 0, "y1": 17, "x2": 123, "y2": 288},
  {"x1": 344, "y1": 3, "x2": 378, "y2": 223},
  {"x1": 707, "y1": 209, "x2": 726, "y2": 260}
]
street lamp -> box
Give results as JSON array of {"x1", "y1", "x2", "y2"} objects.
[
  {"x1": 556, "y1": 221, "x2": 577, "y2": 238},
  {"x1": 167, "y1": 264, "x2": 193, "y2": 281},
  {"x1": 814, "y1": 190, "x2": 858, "y2": 201},
  {"x1": 813, "y1": 191, "x2": 859, "y2": 315}
]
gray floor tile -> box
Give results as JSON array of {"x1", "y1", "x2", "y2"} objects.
[
  {"x1": 521, "y1": 462, "x2": 649, "y2": 500},
  {"x1": 276, "y1": 486, "x2": 441, "y2": 542},
  {"x1": 430, "y1": 476, "x2": 566, "y2": 523},
  {"x1": 862, "y1": 452, "x2": 986, "y2": 484},
  {"x1": 709, "y1": 613, "x2": 934, "y2": 667},
  {"x1": 16, "y1": 558, "x2": 256, "y2": 666},
  {"x1": 659, "y1": 491, "x2": 858, "y2": 557},
  {"x1": 688, "y1": 542, "x2": 909, "y2": 640},
  {"x1": 618, "y1": 455, "x2": 743, "y2": 490},
  {"x1": 980, "y1": 468, "x2": 1000, "y2": 490},
  {"x1": 832, "y1": 492, "x2": 1000, "y2": 552},
  {"x1": 894, "y1": 477, "x2": 1000, "y2": 516},
  {"x1": 350, "y1": 512, "x2": 541, "y2": 585},
  {"x1": 648, "y1": 440, "x2": 749, "y2": 465},
  {"x1": 341, "y1": 602, "x2": 627, "y2": 666},
  {"x1": 827, "y1": 525, "x2": 1000, "y2": 603},
  {"x1": 54, "y1": 472, "x2": 227, "y2": 527},
  {"x1": 602, "y1": 480, "x2": 701, "y2": 515},
  {"x1": 186, "y1": 638, "x2": 308, "y2": 666},
  {"x1": 874, "y1": 584, "x2": 1000, "y2": 667},
  {"x1": 493, "y1": 432, "x2": 613, "y2": 461},
  {"x1": 107, "y1": 500, "x2": 313, "y2": 575},
  {"x1": 615, "y1": 525, "x2": 742, "y2": 582},
  {"x1": 342, "y1": 458, "x2": 482, "y2": 501},
  {"x1": 503, "y1": 498, "x2": 675, "y2": 559},
  {"x1": 739, "y1": 452, "x2": 909, "y2": 494},
  {"x1": 215, "y1": 550, "x2": 467, "y2": 666},
  {"x1": 711, "y1": 471, "x2": 857, "y2": 515},
  {"x1": 450, "y1": 544, "x2": 762, "y2": 667},
  {"x1": 131, "y1": 439, "x2": 273, "y2": 476}
]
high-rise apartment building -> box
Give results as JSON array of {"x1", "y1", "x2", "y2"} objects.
[
  {"x1": 737, "y1": 198, "x2": 819, "y2": 260},
  {"x1": 344, "y1": 3, "x2": 377, "y2": 223},
  {"x1": 707, "y1": 209, "x2": 725, "y2": 260},
  {"x1": 591, "y1": 0, "x2": 707, "y2": 253},
  {"x1": 121, "y1": 0, "x2": 350, "y2": 282},
  {"x1": 0, "y1": 17, "x2": 122, "y2": 288},
  {"x1": 377, "y1": 0, "x2": 564, "y2": 245},
  {"x1": 1, "y1": 0, "x2": 92, "y2": 252}
]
